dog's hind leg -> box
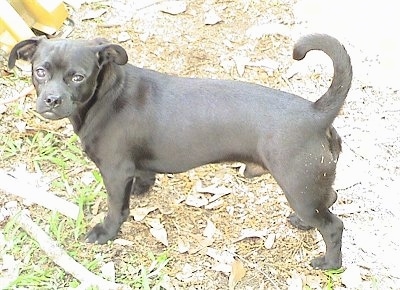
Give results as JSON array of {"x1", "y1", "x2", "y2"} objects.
[
  {"x1": 243, "y1": 163, "x2": 269, "y2": 178},
  {"x1": 288, "y1": 188, "x2": 338, "y2": 230},
  {"x1": 260, "y1": 139, "x2": 343, "y2": 269},
  {"x1": 289, "y1": 193, "x2": 343, "y2": 270},
  {"x1": 283, "y1": 165, "x2": 343, "y2": 269},
  {"x1": 132, "y1": 170, "x2": 156, "y2": 195}
]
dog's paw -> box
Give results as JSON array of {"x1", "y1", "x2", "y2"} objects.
[
  {"x1": 85, "y1": 223, "x2": 117, "y2": 244},
  {"x1": 311, "y1": 256, "x2": 342, "y2": 270},
  {"x1": 288, "y1": 213, "x2": 314, "y2": 230}
]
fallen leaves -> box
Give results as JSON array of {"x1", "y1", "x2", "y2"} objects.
[
  {"x1": 176, "y1": 263, "x2": 204, "y2": 282},
  {"x1": 228, "y1": 259, "x2": 246, "y2": 290},
  {"x1": 203, "y1": 219, "x2": 217, "y2": 239},
  {"x1": 341, "y1": 265, "x2": 362, "y2": 288},
  {"x1": 206, "y1": 247, "x2": 235, "y2": 274},
  {"x1": 147, "y1": 218, "x2": 169, "y2": 247},
  {"x1": 185, "y1": 192, "x2": 209, "y2": 208},
  {"x1": 233, "y1": 56, "x2": 279, "y2": 77},
  {"x1": 131, "y1": 206, "x2": 158, "y2": 221},
  {"x1": 234, "y1": 227, "x2": 276, "y2": 250},
  {"x1": 100, "y1": 261, "x2": 116, "y2": 283},
  {"x1": 204, "y1": 9, "x2": 222, "y2": 25},
  {"x1": 205, "y1": 248, "x2": 247, "y2": 289},
  {"x1": 185, "y1": 182, "x2": 232, "y2": 208},
  {"x1": 159, "y1": 1, "x2": 187, "y2": 15}
]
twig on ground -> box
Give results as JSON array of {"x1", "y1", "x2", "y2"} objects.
[
  {"x1": 0, "y1": 170, "x2": 79, "y2": 220},
  {"x1": 12, "y1": 210, "x2": 132, "y2": 290}
]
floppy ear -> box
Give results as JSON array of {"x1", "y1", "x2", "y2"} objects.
[
  {"x1": 8, "y1": 37, "x2": 43, "y2": 69},
  {"x1": 95, "y1": 44, "x2": 128, "y2": 66}
]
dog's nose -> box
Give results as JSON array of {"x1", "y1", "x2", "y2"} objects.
[{"x1": 44, "y1": 95, "x2": 62, "y2": 108}]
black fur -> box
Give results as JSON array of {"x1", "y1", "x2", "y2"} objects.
[{"x1": 8, "y1": 34, "x2": 352, "y2": 269}]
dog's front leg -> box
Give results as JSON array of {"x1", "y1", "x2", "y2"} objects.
[{"x1": 86, "y1": 159, "x2": 136, "y2": 244}]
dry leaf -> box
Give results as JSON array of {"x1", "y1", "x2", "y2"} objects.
[
  {"x1": 203, "y1": 219, "x2": 217, "y2": 239},
  {"x1": 100, "y1": 261, "x2": 116, "y2": 282},
  {"x1": 81, "y1": 171, "x2": 95, "y2": 186},
  {"x1": 196, "y1": 183, "x2": 231, "y2": 205},
  {"x1": 0, "y1": 253, "x2": 20, "y2": 287},
  {"x1": 158, "y1": 203, "x2": 174, "y2": 215},
  {"x1": 284, "y1": 62, "x2": 302, "y2": 79},
  {"x1": 196, "y1": 184, "x2": 231, "y2": 196},
  {"x1": 177, "y1": 237, "x2": 190, "y2": 253},
  {"x1": 159, "y1": 275, "x2": 175, "y2": 290},
  {"x1": 264, "y1": 233, "x2": 275, "y2": 249},
  {"x1": 287, "y1": 271, "x2": 303, "y2": 290},
  {"x1": 63, "y1": 0, "x2": 83, "y2": 10},
  {"x1": 204, "y1": 199, "x2": 224, "y2": 210},
  {"x1": 204, "y1": 10, "x2": 222, "y2": 25},
  {"x1": 245, "y1": 23, "x2": 291, "y2": 39},
  {"x1": 15, "y1": 121, "x2": 26, "y2": 133},
  {"x1": 233, "y1": 56, "x2": 250, "y2": 77},
  {"x1": 131, "y1": 206, "x2": 158, "y2": 221},
  {"x1": 206, "y1": 248, "x2": 235, "y2": 265},
  {"x1": 176, "y1": 264, "x2": 205, "y2": 282},
  {"x1": 234, "y1": 227, "x2": 269, "y2": 242},
  {"x1": 185, "y1": 192, "x2": 209, "y2": 207},
  {"x1": 341, "y1": 265, "x2": 362, "y2": 288},
  {"x1": 304, "y1": 274, "x2": 323, "y2": 289},
  {"x1": 159, "y1": 1, "x2": 187, "y2": 15},
  {"x1": 248, "y1": 59, "x2": 279, "y2": 71},
  {"x1": 91, "y1": 198, "x2": 102, "y2": 215},
  {"x1": 212, "y1": 262, "x2": 232, "y2": 274},
  {"x1": 148, "y1": 218, "x2": 168, "y2": 246},
  {"x1": 150, "y1": 227, "x2": 168, "y2": 247},
  {"x1": 188, "y1": 235, "x2": 214, "y2": 254},
  {"x1": 117, "y1": 31, "x2": 131, "y2": 43},
  {"x1": 82, "y1": 8, "x2": 107, "y2": 21},
  {"x1": 0, "y1": 104, "x2": 7, "y2": 114},
  {"x1": 113, "y1": 238, "x2": 134, "y2": 246},
  {"x1": 228, "y1": 259, "x2": 246, "y2": 290}
]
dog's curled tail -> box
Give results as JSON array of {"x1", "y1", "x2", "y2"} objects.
[{"x1": 293, "y1": 34, "x2": 352, "y2": 126}]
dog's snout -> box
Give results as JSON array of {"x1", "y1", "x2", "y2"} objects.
[{"x1": 45, "y1": 95, "x2": 62, "y2": 108}]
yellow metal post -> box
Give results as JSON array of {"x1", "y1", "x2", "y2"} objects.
[
  {"x1": 0, "y1": 0, "x2": 68, "y2": 53},
  {"x1": 0, "y1": 0, "x2": 34, "y2": 53}
]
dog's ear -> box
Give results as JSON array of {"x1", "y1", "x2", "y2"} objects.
[
  {"x1": 95, "y1": 44, "x2": 128, "y2": 66},
  {"x1": 8, "y1": 37, "x2": 43, "y2": 69}
]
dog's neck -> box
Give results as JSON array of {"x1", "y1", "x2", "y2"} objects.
[{"x1": 69, "y1": 63, "x2": 126, "y2": 133}]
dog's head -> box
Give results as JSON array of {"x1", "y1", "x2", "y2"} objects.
[{"x1": 8, "y1": 37, "x2": 128, "y2": 120}]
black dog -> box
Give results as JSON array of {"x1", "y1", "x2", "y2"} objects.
[{"x1": 8, "y1": 34, "x2": 352, "y2": 270}]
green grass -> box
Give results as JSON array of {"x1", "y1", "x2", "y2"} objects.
[
  {"x1": 2, "y1": 219, "x2": 64, "y2": 289},
  {"x1": 324, "y1": 268, "x2": 345, "y2": 290},
  {"x1": 1, "y1": 129, "x2": 170, "y2": 289},
  {"x1": 116, "y1": 251, "x2": 171, "y2": 289}
]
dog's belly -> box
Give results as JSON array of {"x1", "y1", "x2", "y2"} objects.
[
  {"x1": 144, "y1": 153, "x2": 256, "y2": 174},
  {"x1": 142, "y1": 132, "x2": 262, "y2": 173}
]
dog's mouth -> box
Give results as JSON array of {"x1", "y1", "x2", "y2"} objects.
[
  {"x1": 37, "y1": 105, "x2": 69, "y2": 120},
  {"x1": 39, "y1": 110, "x2": 64, "y2": 120}
]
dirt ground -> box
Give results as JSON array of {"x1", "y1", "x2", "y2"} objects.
[{"x1": 1, "y1": 0, "x2": 399, "y2": 289}]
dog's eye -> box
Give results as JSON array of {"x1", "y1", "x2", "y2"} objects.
[
  {"x1": 35, "y1": 68, "x2": 46, "y2": 79},
  {"x1": 72, "y1": 74, "x2": 85, "y2": 83}
]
